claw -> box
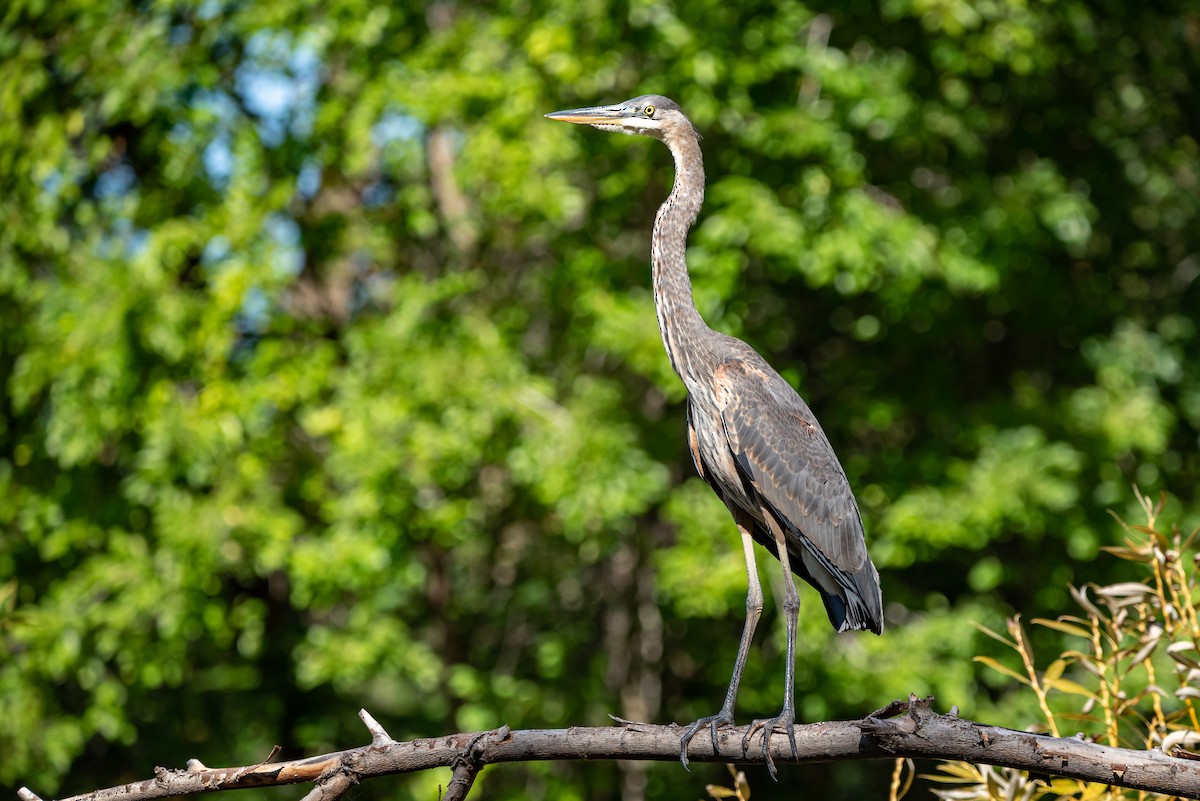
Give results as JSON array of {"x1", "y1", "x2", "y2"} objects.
[
  {"x1": 743, "y1": 710, "x2": 795, "y2": 781},
  {"x1": 741, "y1": 718, "x2": 766, "y2": 757},
  {"x1": 679, "y1": 710, "x2": 736, "y2": 770}
]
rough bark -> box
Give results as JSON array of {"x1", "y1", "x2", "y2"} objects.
[{"x1": 18, "y1": 698, "x2": 1200, "y2": 801}]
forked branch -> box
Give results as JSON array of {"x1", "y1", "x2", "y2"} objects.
[{"x1": 18, "y1": 698, "x2": 1200, "y2": 801}]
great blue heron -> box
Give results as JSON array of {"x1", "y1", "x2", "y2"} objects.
[{"x1": 546, "y1": 95, "x2": 883, "y2": 777}]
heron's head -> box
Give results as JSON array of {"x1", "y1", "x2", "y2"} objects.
[{"x1": 545, "y1": 94, "x2": 698, "y2": 142}]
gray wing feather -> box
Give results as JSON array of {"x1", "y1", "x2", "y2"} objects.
[{"x1": 715, "y1": 356, "x2": 868, "y2": 573}]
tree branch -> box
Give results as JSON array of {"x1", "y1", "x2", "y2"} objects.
[{"x1": 18, "y1": 697, "x2": 1200, "y2": 801}]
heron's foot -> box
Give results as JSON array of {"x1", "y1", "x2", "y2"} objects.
[
  {"x1": 678, "y1": 709, "x2": 736, "y2": 771},
  {"x1": 741, "y1": 708, "x2": 797, "y2": 781}
]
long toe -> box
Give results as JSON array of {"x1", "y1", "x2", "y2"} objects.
[
  {"x1": 741, "y1": 717, "x2": 766, "y2": 758},
  {"x1": 679, "y1": 711, "x2": 736, "y2": 770},
  {"x1": 744, "y1": 710, "x2": 796, "y2": 781}
]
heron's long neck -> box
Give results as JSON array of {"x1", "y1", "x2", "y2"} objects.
[{"x1": 653, "y1": 130, "x2": 709, "y2": 380}]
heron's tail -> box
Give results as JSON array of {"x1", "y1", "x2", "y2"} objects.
[
  {"x1": 833, "y1": 558, "x2": 884, "y2": 635},
  {"x1": 790, "y1": 539, "x2": 884, "y2": 635}
]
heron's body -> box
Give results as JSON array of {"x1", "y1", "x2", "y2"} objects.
[
  {"x1": 686, "y1": 347, "x2": 882, "y2": 631},
  {"x1": 547, "y1": 94, "x2": 883, "y2": 777}
]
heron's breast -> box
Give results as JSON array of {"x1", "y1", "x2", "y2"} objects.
[{"x1": 689, "y1": 395, "x2": 760, "y2": 519}]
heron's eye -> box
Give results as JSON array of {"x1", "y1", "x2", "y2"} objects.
[{"x1": 643, "y1": 104, "x2": 655, "y2": 116}]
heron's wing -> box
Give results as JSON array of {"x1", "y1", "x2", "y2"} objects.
[{"x1": 714, "y1": 356, "x2": 867, "y2": 573}]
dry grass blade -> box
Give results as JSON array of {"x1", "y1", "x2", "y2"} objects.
[
  {"x1": 974, "y1": 656, "x2": 1032, "y2": 686},
  {"x1": 1069, "y1": 585, "x2": 1103, "y2": 618},
  {"x1": 705, "y1": 764, "x2": 750, "y2": 801},
  {"x1": 923, "y1": 762, "x2": 987, "y2": 783},
  {"x1": 1043, "y1": 677, "x2": 1097, "y2": 699},
  {"x1": 896, "y1": 759, "x2": 916, "y2": 801},
  {"x1": 972, "y1": 620, "x2": 1018, "y2": 648},
  {"x1": 1125, "y1": 624, "x2": 1163, "y2": 669},
  {"x1": 1093, "y1": 583, "x2": 1153, "y2": 605},
  {"x1": 1043, "y1": 659, "x2": 1067, "y2": 682},
  {"x1": 1167, "y1": 642, "x2": 1200, "y2": 670},
  {"x1": 1100, "y1": 545, "x2": 1154, "y2": 563},
  {"x1": 1034, "y1": 618, "x2": 1093, "y2": 639}
]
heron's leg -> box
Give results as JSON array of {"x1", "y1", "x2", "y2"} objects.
[
  {"x1": 679, "y1": 515, "x2": 763, "y2": 770},
  {"x1": 742, "y1": 516, "x2": 800, "y2": 781}
]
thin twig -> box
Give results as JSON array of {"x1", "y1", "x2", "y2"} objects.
[
  {"x1": 358, "y1": 709, "x2": 397, "y2": 746},
  {"x1": 440, "y1": 763, "x2": 479, "y2": 801},
  {"x1": 297, "y1": 771, "x2": 356, "y2": 801}
]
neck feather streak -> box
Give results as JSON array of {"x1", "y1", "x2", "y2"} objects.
[{"x1": 652, "y1": 130, "x2": 708, "y2": 379}]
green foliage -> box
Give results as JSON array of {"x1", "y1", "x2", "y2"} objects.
[{"x1": 1, "y1": 1, "x2": 1198, "y2": 800}]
